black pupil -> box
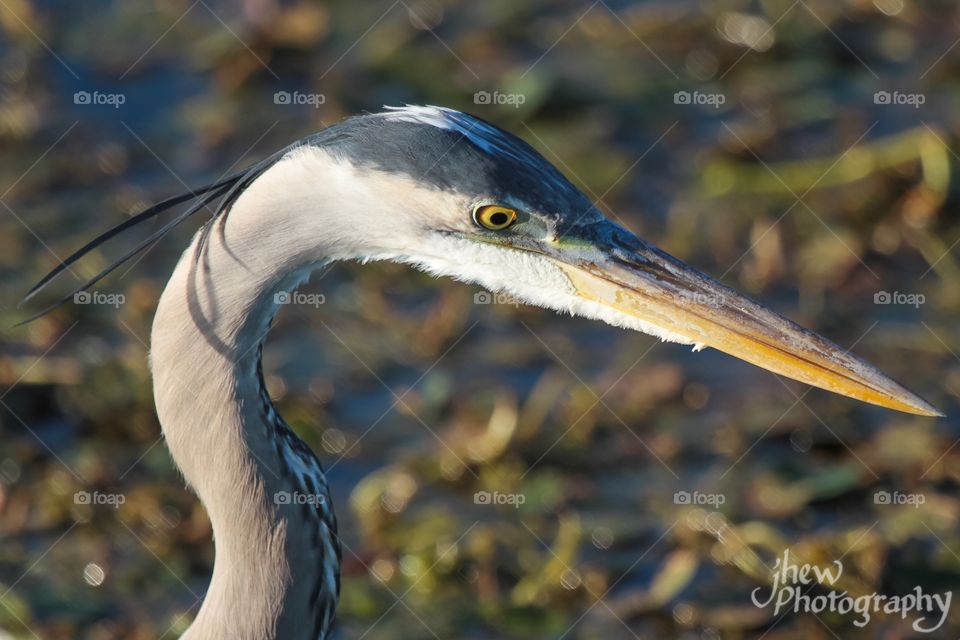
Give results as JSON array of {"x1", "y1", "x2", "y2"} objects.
[{"x1": 489, "y1": 211, "x2": 509, "y2": 226}]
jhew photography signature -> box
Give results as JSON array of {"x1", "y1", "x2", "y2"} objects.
[{"x1": 752, "y1": 549, "x2": 952, "y2": 633}]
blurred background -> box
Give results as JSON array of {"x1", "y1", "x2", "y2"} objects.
[{"x1": 1, "y1": 0, "x2": 959, "y2": 638}]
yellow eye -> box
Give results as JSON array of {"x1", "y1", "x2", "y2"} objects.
[{"x1": 473, "y1": 204, "x2": 518, "y2": 231}]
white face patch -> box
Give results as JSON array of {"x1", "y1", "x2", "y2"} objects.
[{"x1": 391, "y1": 234, "x2": 696, "y2": 347}]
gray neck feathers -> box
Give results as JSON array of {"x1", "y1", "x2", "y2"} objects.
[{"x1": 149, "y1": 156, "x2": 339, "y2": 639}]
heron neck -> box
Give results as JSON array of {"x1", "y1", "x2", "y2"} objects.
[{"x1": 149, "y1": 161, "x2": 338, "y2": 639}]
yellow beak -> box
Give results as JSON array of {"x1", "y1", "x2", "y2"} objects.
[{"x1": 549, "y1": 222, "x2": 941, "y2": 417}]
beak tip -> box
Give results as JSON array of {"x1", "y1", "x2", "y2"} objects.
[
  {"x1": 924, "y1": 406, "x2": 946, "y2": 419},
  {"x1": 896, "y1": 394, "x2": 944, "y2": 418}
]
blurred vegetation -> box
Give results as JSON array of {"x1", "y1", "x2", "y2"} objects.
[{"x1": 2, "y1": 0, "x2": 960, "y2": 638}]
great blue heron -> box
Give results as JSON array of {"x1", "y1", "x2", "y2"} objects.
[{"x1": 25, "y1": 105, "x2": 940, "y2": 639}]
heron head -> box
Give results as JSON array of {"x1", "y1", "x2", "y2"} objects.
[
  {"x1": 25, "y1": 105, "x2": 937, "y2": 417},
  {"x1": 310, "y1": 105, "x2": 938, "y2": 417}
]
